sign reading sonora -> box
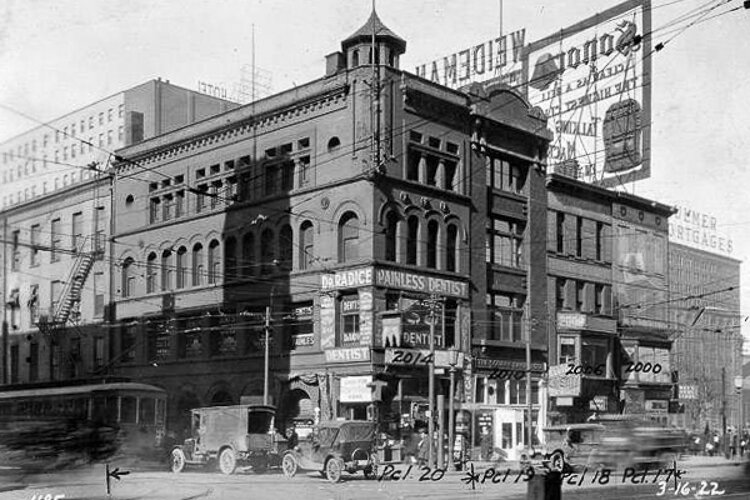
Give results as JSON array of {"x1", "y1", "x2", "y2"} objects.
[{"x1": 525, "y1": 0, "x2": 652, "y2": 187}]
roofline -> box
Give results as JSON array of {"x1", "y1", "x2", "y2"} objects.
[{"x1": 668, "y1": 240, "x2": 743, "y2": 264}]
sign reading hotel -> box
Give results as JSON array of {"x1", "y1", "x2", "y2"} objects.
[
  {"x1": 525, "y1": 0, "x2": 652, "y2": 187},
  {"x1": 320, "y1": 267, "x2": 468, "y2": 299},
  {"x1": 669, "y1": 206, "x2": 734, "y2": 256},
  {"x1": 415, "y1": 28, "x2": 527, "y2": 89}
]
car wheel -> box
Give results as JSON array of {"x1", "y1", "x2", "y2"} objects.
[
  {"x1": 326, "y1": 458, "x2": 343, "y2": 483},
  {"x1": 171, "y1": 448, "x2": 186, "y2": 474},
  {"x1": 549, "y1": 451, "x2": 565, "y2": 472},
  {"x1": 363, "y1": 453, "x2": 379, "y2": 479},
  {"x1": 282, "y1": 454, "x2": 298, "y2": 478},
  {"x1": 219, "y1": 448, "x2": 237, "y2": 475}
]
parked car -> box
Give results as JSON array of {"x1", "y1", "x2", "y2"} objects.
[
  {"x1": 281, "y1": 420, "x2": 378, "y2": 483},
  {"x1": 535, "y1": 423, "x2": 606, "y2": 472},
  {"x1": 170, "y1": 404, "x2": 280, "y2": 475},
  {"x1": 591, "y1": 418, "x2": 686, "y2": 470}
]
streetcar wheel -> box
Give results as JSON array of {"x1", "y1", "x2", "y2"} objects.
[
  {"x1": 219, "y1": 448, "x2": 237, "y2": 475},
  {"x1": 282, "y1": 453, "x2": 298, "y2": 478},
  {"x1": 171, "y1": 448, "x2": 186, "y2": 473}
]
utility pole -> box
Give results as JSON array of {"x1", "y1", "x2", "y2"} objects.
[
  {"x1": 526, "y1": 316, "x2": 533, "y2": 449},
  {"x1": 264, "y1": 304, "x2": 270, "y2": 406},
  {"x1": 427, "y1": 294, "x2": 437, "y2": 468},
  {"x1": 722, "y1": 366, "x2": 727, "y2": 457}
]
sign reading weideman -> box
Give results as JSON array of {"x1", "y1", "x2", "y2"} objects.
[{"x1": 525, "y1": 0, "x2": 652, "y2": 187}]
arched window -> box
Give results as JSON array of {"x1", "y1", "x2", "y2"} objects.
[
  {"x1": 122, "y1": 257, "x2": 135, "y2": 298},
  {"x1": 299, "y1": 221, "x2": 314, "y2": 270},
  {"x1": 261, "y1": 229, "x2": 275, "y2": 275},
  {"x1": 176, "y1": 246, "x2": 187, "y2": 289},
  {"x1": 427, "y1": 220, "x2": 439, "y2": 269},
  {"x1": 208, "y1": 239, "x2": 220, "y2": 284},
  {"x1": 339, "y1": 212, "x2": 359, "y2": 263},
  {"x1": 146, "y1": 252, "x2": 157, "y2": 293},
  {"x1": 279, "y1": 225, "x2": 293, "y2": 270},
  {"x1": 406, "y1": 216, "x2": 419, "y2": 265},
  {"x1": 446, "y1": 224, "x2": 459, "y2": 272},
  {"x1": 385, "y1": 211, "x2": 399, "y2": 262},
  {"x1": 242, "y1": 233, "x2": 255, "y2": 277},
  {"x1": 327, "y1": 137, "x2": 341, "y2": 151},
  {"x1": 192, "y1": 243, "x2": 203, "y2": 286},
  {"x1": 352, "y1": 49, "x2": 360, "y2": 67},
  {"x1": 224, "y1": 237, "x2": 237, "y2": 281},
  {"x1": 161, "y1": 249, "x2": 173, "y2": 291}
]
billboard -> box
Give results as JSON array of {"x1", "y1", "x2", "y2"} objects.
[
  {"x1": 524, "y1": 0, "x2": 652, "y2": 186},
  {"x1": 415, "y1": 28, "x2": 527, "y2": 89}
]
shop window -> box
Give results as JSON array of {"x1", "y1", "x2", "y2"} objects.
[
  {"x1": 581, "y1": 338, "x2": 608, "y2": 372},
  {"x1": 299, "y1": 221, "x2": 314, "y2": 270},
  {"x1": 406, "y1": 216, "x2": 418, "y2": 265},
  {"x1": 509, "y1": 380, "x2": 526, "y2": 405},
  {"x1": 559, "y1": 336, "x2": 577, "y2": 364},
  {"x1": 340, "y1": 295, "x2": 360, "y2": 346},
  {"x1": 338, "y1": 212, "x2": 359, "y2": 263}
]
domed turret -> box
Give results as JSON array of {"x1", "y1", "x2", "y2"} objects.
[{"x1": 341, "y1": 9, "x2": 406, "y2": 70}]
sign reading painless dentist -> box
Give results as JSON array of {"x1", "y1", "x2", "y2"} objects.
[{"x1": 525, "y1": 0, "x2": 652, "y2": 187}]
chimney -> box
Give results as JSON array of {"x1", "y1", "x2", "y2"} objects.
[{"x1": 325, "y1": 52, "x2": 345, "y2": 76}]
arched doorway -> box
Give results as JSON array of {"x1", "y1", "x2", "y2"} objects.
[
  {"x1": 209, "y1": 390, "x2": 235, "y2": 406},
  {"x1": 280, "y1": 388, "x2": 315, "y2": 436}
]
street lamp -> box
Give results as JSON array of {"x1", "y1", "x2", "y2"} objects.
[{"x1": 447, "y1": 346, "x2": 460, "y2": 471}]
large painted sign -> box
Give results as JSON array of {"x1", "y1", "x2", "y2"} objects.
[
  {"x1": 669, "y1": 206, "x2": 734, "y2": 256},
  {"x1": 415, "y1": 29, "x2": 527, "y2": 89},
  {"x1": 525, "y1": 0, "x2": 651, "y2": 186}
]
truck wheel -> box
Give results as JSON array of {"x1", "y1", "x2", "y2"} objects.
[
  {"x1": 219, "y1": 448, "x2": 237, "y2": 475},
  {"x1": 282, "y1": 453, "x2": 298, "y2": 478},
  {"x1": 171, "y1": 448, "x2": 186, "y2": 473},
  {"x1": 364, "y1": 453, "x2": 379, "y2": 479},
  {"x1": 325, "y1": 458, "x2": 343, "y2": 483},
  {"x1": 549, "y1": 451, "x2": 565, "y2": 472}
]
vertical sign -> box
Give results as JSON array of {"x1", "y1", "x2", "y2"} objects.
[
  {"x1": 525, "y1": 0, "x2": 651, "y2": 186},
  {"x1": 320, "y1": 295, "x2": 335, "y2": 349}
]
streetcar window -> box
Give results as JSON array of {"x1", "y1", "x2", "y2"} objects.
[
  {"x1": 121, "y1": 396, "x2": 137, "y2": 423},
  {"x1": 106, "y1": 396, "x2": 119, "y2": 422},
  {"x1": 92, "y1": 397, "x2": 107, "y2": 422},
  {"x1": 139, "y1": 397, "x2": 155, "y2": 426}
]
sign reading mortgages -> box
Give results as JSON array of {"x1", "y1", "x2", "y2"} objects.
[{"x1": 525, "y1": 0, "x2": 652, "y2": 187}]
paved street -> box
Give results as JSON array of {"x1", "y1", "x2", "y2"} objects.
[{"x1": 2, "y1": 459, "x2": 749, "y2": 500}]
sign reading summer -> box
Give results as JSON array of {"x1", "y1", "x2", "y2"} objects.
[{"x1": 525, "y1": 0, "x2": 652, "y2": 187}]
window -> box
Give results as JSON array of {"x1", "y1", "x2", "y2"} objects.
[
  {"x1": 281, "y1": 161, "x2": 294, "y2": 191},
  {"x1": 29, "y1": 342, "x2": 39, "y2": 382},
  {"x1": 260, "y1": 229, "x2": 274, "y2": 275},
  {"x1": 29, "y1": 284, "x2": 39, "y2": 324},
  {"x1": 210, "y1": 181, "x2": 221, "y2": 209},
  {"x1": 93, "y1": 337, "x2": 105, "y2": 369},
  {"x1": 89, "y1": 116, "x2": 94, "y2": 129},
  {"x1": 340, "y1": 296, "x2": 360, "y2": 346},
  {"x1": 107, "y1": 108, "x2": 113, "y2": 122},
  {"x1": 106, "y1": 130, "x2": 113, "y2": 145},
  {"x1": 192, "y1": 244, "x2": 203, "y2": 286},
  {"x1": 581, "y1": 338, "x2": 608, "y2": 372},
  {"x1": 207, "y1": 240, "x2": 220, "y2": 284},
  {"x1": 425, "y1": 156, "x2": 439, "y2": 185},
  {"x1": 11, "y1": 230, "x2": 20, "y2": 271},
  {"x1": 72, "y1": 212, "x2": 83, "y2": 250},
  {"x1": 195, "y1": 184, "x2": 207, "y2": 213},
  {"x1": 488, "y1": 218, "x2": 524, "y2": 268},
  {"x1": 242, "y1": 233, "x2": 255, "y2": 277},
  {"x1": 161, "y1": 250, "x2": 173, "y2": 291},
  {"x1": 407, "y1": 150, "x2": 421, "y2": 181},
  {"x1": 265, "y1": 165, "x2": 278, "y2": 195},
  {"x1": 150, "y1": 197, "x2": 161, "y2": 223},
  {"x1": 175, "y1": 190, "x2": 185, "y2": 218},
  {"x1": 71, "y1": 143, "x2": 77, "y2": 158},
  {"x1": 121, "y1": 323, "x2": 137, "y2": 363},
  {"x1": 8, "y1": 289, "x2": 19, "y2": 329},
  {"x1": 176, "y1": 247, "x2": 187, "y2": 289},
  {"x1": 427, "y1": 220, "x2": 439, "y2": 269},
  {"x1": 51, "y1": 280, "x2": 62, "y2": 315},
  {"x1": 145, "y1": 253, "x2": 157, "y2": 293},
  {"x1": 224, "y1": 237, "x2": 237, "y2": 280},
  {"x1": 162, "y1": 194, "x2": 173, "y2": 221},
  {"x1": 555, "y1": 212, "x2": 565, "y2": 253},
  {"x1": 99, "y1": 112, "x2": 104, "y2": 125},
  {"x1": 327, "y1": 137, "x2": 341, "y2": 151},
  {"x1": 509, "y1": 380, "x2": 527, "y2": 405},
  {"x1": 385, "y1": 212, "x2": 399, "y2": 262},
  {"x1": 338, "y1": 212, "x2": 359, "y2": 263},
  {"x1": 352, "y1": 50, "x2": 360, "y2": 66},
  {"x1": 139, "y1": 398, "x2": 155, "y2": 426},
  {"x1": 298, "y1": 156, "x2": 311, "y2": 187},
  {"x1": 446, "y1": 224, "x2": 458, "y2": 272},
  {"x1": 89, "y1": 271, "x2": 104, "y2": 317},
  {"x1": 51, "y1": 218, "x2": 61, "y2": 262},
  {"x1": 487, "y1": 293, "x2": 525, "y2": 342},
  {"x1": 94, "y1": 206, "x2": 106, "y2": 252},
  {"x1": 118, "y1": 104, "x2": 124, "y2": 118},
  {"x1": 278, "y1": 225, "x2": 293, "y2": 270},
  {"x1": 575, "y1": 216, "x2": 583, "y2": 257},
  {"x1": 299, "y1": 221, "x2": 314, "y2": 270},
  {"x1": 406, "y1": 216, "x2": 419, "y2": 265},
  {"x1": 98, "y1": 133, "x2": 104, "y2": 147},
  {"x1": 489, "y1": 157, "x2": 527, "y2": 194},
  {"x1": 121, "y1": 397, "x2": 136, "y2": 423}
]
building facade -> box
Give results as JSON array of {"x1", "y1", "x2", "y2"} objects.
[{"x1": 1, "y1": 80, "x2": 236, "y2": 386}]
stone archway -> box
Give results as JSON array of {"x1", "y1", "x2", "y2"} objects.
[{"x1": 279, "y1": 388, "x2": 315, "y2": 431}]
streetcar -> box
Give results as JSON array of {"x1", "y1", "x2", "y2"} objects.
[{"x1": 0, "y1": 379, "x2": 167, "y2": 468}]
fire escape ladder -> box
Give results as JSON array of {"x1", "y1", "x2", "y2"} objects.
[{"x1": 53, "y1": 236, "x2": 95, "y2": 325}]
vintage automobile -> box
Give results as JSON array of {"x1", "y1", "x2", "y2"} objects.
[
  {"x1": 170, "y1": 404, "x2": 280, "y2": 475},
  {"x1": 281, "y1": 420, "x2": 378, "y2": 483},
  {"x1": 536, "y1": 423, "x2": 606, "y2": 472}
]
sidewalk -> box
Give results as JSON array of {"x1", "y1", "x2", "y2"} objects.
[{"x1": 678, "y1": 454, "x2": 744, "y2": 468}]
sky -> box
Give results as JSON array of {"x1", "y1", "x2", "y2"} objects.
[{"x1": 0, "y1": 0, "x2": 748, "y2": 346}]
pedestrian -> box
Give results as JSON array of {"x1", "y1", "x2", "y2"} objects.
[
  {"x1": 285, "y1": 426, "x2": 299, "y2": 451},
  {"x1": 480, "y1": 427, "x2": 493, "y2": 461},
  {"x1": 417, "y1": 428, "x2": 429, "y2": 466}
]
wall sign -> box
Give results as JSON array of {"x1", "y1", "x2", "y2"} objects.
[
  {"x1": 324, "y1": 347, "x2": 370, "y2": 363},
  {"x1": 339, "y1": 375, "x2": 372, "y2": 403}
]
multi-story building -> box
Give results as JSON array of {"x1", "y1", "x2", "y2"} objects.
[
  {"x1": 669, "y1": 241, "x2": 742, "y2": 431},
  {"x1": 544, "y1": 170, "x2": 675, "y2": 424},
  {"x1": 106, "y1": 11, "x2": 552, "y2": 452},
  {"x1": 1, "y1": 80, "x2": 236, "y2": 385}
]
